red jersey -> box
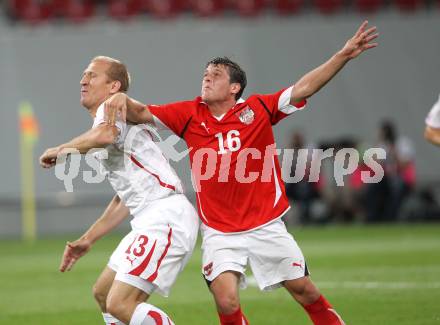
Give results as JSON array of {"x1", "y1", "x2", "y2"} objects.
[{"x1": 148, "y1": 86, "x2": 306, "y2": 233}]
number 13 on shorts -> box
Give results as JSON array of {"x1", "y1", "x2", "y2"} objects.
[
  {"x1": 121, "y1": 228, "x2": 173, "y2": 282},
  {"x1": 124, "y1": 234, "x2": 156, "y2": 270}
]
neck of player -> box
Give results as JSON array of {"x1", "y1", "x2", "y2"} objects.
[
  {"x1": 207, "y1": 97, "x2": 237, "y2": 118},
  {"x1": 84, "y1": 103, "x2": 100, "y2": 119}
]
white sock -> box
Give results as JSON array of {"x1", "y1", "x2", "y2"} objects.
[
  {"x1": 129, "y1": 303, "x2": 174, "y2": 325},
  {"x1": 102, "y1": 312, "x2": 125, "y2": 325}
]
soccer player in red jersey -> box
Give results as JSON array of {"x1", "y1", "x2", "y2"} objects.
[{"x1": 104, "y1": 21, "x2": 378, "y2": 325}]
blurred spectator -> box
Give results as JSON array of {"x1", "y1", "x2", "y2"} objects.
[
  {"x1": 365, "y1": 120, "x2": 416, "y2": 222},
  {"x1": 403, "y1": 187, "x2": 440, "y2": 222},
  {"x1": 284, "y1": 131, "x2": 325, "y2": 225},
  {"x1": 317, "y1": 137, "x2": 367, "y2": 223}
]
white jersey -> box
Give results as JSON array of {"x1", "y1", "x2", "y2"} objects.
[
  {"x1": 92, "y1": 103, "x2": 184, "y2": 216},
  {"x1": 426, "y1": 93, "x2": 440, "y2": 128}
]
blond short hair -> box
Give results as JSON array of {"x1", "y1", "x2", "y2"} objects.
[{"x1": 92, "y1": 56, "x2": 131, "y2": 92}]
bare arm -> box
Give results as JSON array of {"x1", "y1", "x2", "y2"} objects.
[
  {"x1": 291, "y1": 20, "x2": 379, "y2": 104},
  {"x1": 59, "y1": 195, "x2": 130, "y2": 272},
  {"x1": 424, "y1": 126, "x2": 440, "y2": 147},
  {"x1": 39, "y1": 124, "x2": 119, "y2": 168},
  {"x1": 104, "y1": 93, "x2": 153, "y2": 126}
]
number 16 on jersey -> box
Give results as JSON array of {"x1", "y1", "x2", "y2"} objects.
[{"x1": 215, "y1": 130, "x2": 241, "y2": 154}]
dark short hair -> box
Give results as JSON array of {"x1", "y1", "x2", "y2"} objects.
[
  {"x1": 92, "y1": 56, "x2": 131, "y2": 92},
  {"x1": 206, "y1": 57, "x2": 247, "y2": 100}
]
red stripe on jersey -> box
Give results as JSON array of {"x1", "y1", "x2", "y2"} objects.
[
  {"x1": 147, "y1": 227, "x2": 173, "y2": 282},
  {"x1": 128, "y1": 240, "x2": 157, "y2": 276},
  {"x1": 147, "y1": 310, "x2": 163, "y2": 325},
  {"x1": 130, "y1": 154, "x2": 176, "y2": 191}
]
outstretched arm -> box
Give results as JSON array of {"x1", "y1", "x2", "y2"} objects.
[
  {"x1": 59, "y1": 195, "x2": 130, "y2": 272},
  {"x1": 39, "y1": 124, "x2": 119, "y2": 168},
  {"x1": 425, "y1": 126, "x2": 440, "y2": 147},
  {"x1": 291, "y1": 20, "x2": 379, "y2": 105},
  {"x1": 104, "y1": 93, "x2": 153, "y2": 126}
]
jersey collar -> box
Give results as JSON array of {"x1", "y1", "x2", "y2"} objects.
[{"x1": 199, "y1": 97, "x2": 245, "y2": 106}]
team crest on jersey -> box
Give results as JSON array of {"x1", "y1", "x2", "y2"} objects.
[{"x1": 236, "y1": 106, "x2": 255, "y2": 125}]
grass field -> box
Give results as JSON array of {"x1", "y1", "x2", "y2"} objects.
[{"x1": 1, "y1": 224, "x2": 439, "y2": 325}]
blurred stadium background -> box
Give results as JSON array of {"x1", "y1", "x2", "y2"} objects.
[{"x1": 0, "y1": 0, "x2": 440, "y2": 324}]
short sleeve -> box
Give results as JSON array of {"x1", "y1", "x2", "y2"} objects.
[
  {"x1": 93, "y1": 104, "x2": 125, "y2": 144},
  {"x1": 257, "y1": 86, "x2": 307, "y2": 125},
  {"x1": 148, "y1": 100, "x2": 194, "y2": 138},
  {"x1": 425, "y1": 94, "x2": 440, "y2": 129}
]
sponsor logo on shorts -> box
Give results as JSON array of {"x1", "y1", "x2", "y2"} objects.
[
  {"x1": 203, "y1": 262, "x2": 213, "y2": 276},
  {"x1": 292, "y1": 262, "x2": 303, "y2": 269},
  {"x1": 126, "y1": 255, "x2": 136, "y2": 266}
]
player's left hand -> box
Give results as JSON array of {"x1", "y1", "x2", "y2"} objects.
[
  {"x1": 339, "y1": 20, "x2": 379, "y2": 60},
  {"x1": 104, "y1": 93, "x2": 127, "y2": 126},
  {"x1": 39, "y1": 147, "x2": 61, "y2": 168}
]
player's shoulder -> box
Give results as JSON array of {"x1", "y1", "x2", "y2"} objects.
[
  {"x1": 241, "y1": 93, "x2": 273, "y2": 110},
  {"x1": 427, "y1": 94, "x2": 440, "y2": 116},
  {"x1": 173, "y1": 96, "x2": 203, "y2": 107},
  {"x1": 237, "y1": 93, "x2": 260, "y2": 107},
  {"x1": 150, "y1": 96, "x2": 202, "y2": 111},
  {"x1": 245, "y1": 93, "x2": 262, "y2": 101}
]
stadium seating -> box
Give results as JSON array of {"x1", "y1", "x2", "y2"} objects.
[
  {"x1": 147, "y1": 0, "x2": 183, "y2": 18},
  {"x1": 394, "y1": 0, "x2": 424, "y2": 11},
  {"x1": 10, "y1": 0, "x2": 53, "y2": 23},
  {"x1": 354, "y1": 0, "x2": 384, "y2": 12},
  {"x1": 52, "y1": 0, "x2": 95, "y2": 22},
  {"x1": 314, "y1": 0, "x2": 344, "y2": 14},
  {"x1": 6, "y1": 0, "x2": 434, "y2": 23},
  {"x1": 230, "y1": 0, "x2": 266, "y2": 17},
  {"x1": 274, "y1": 0, "x2": 304, "y2": 15},
  {"x1": 108, "y1": 0, "x2": 141, "y2": 20},
  {"x1": 191, "y1": 0, "x2": 225, "y2": 17}
]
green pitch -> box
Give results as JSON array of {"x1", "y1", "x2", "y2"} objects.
[{"x1": 0, "y1": 224, "x2": 439, "y2": 324}]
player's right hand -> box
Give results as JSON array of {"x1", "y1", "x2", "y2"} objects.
[
  {"x1": 104, "y1": 93, "x2": 127, "y2": 126},
  {"x1": 59, "y1": 238, "x2": 92, "y2": 272},
  {"x1": 339, "y1": 20, "x2": 379, "y2": 60},
  {"x1": 39, "y1": 147, "x2": 61, "y2": 169}
]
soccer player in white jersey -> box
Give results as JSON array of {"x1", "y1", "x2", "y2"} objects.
[
  {"x1": 39, "y1": 56, "x2": 199, "y2": 325},
  {"x1": 104, "y1": 21, "x2": 378, "y2": 325},
  {"x1": 425, "y1": 93, "x2": 440, "y2": 146}
]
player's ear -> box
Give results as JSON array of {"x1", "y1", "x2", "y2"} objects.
[
  {"x1": 230, "y1": 83, "x2": 241, "y2": 97},
  {"x1": 110, "y1": 80, "x2": 122, "y2": 94}
]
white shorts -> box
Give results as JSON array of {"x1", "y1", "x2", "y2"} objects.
[
  {"x1": 108, "y1": 194, "x2": 199, "y2": 297},
  {"x1": 201, "y1": 219, "x2": 308, "y2": 291}
]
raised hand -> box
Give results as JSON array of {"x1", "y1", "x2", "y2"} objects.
[
  {"x1": 104, "y1": 93, "x2": 127, "y2": 126},
  {"x1": 340, "y1": 20, "x2": 379, "y2": 60},
  {"x1": 39, "y1": 147, "x2": 61, "y2": 168},
  {"x1": 59, "y1": 238, "x2": 92, "y2": 272}
]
